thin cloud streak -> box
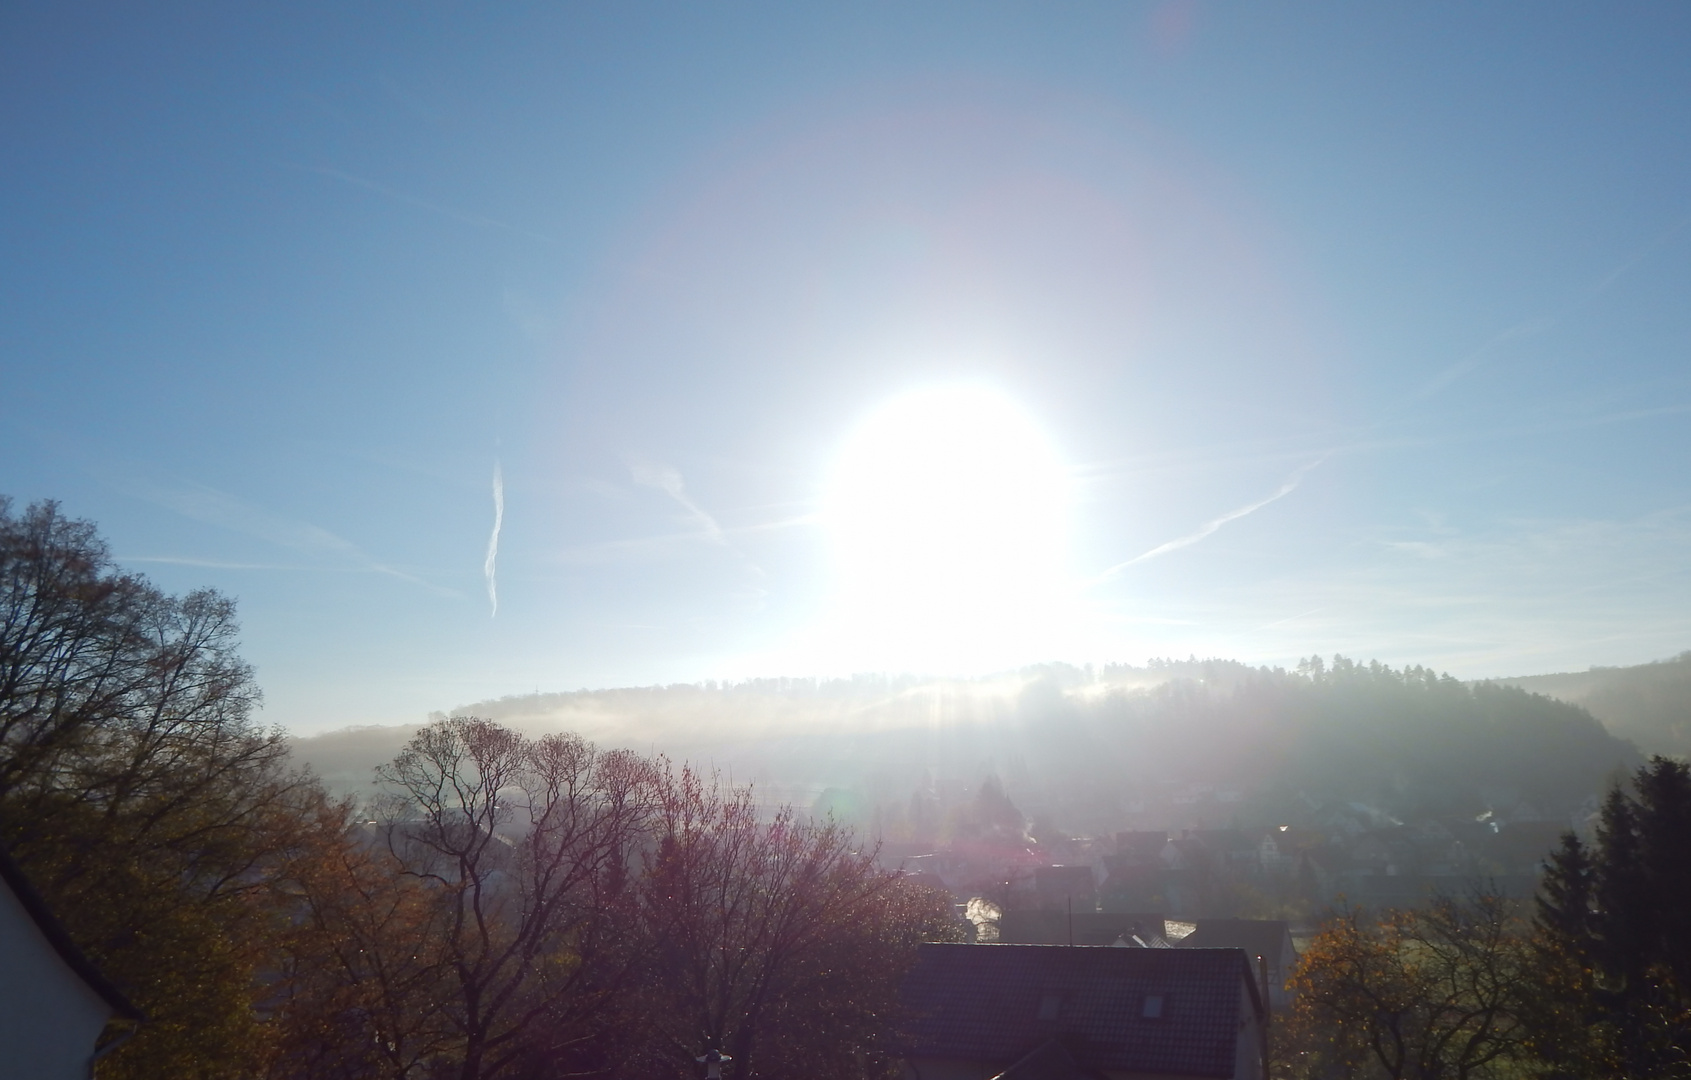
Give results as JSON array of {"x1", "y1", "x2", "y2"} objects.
[
  {"x1": 1254, "y1": 607, "x2": 1327, "y2": 632},
  {"x1": 1409, "y1": 214, "x2": 1691, "y2": 403},
  {"x1": 123, "y1": 475, "x2": 459, "y2": 597},
  {"x1": 120, "y1": 556, "x2": 316, "y2": 571},
  {"x1": 1093, "y1": 458, "x2": 1326, "y2": 583},
  {"x1": 1222, "y1": 507, "x2": 1691, "y2": 675},
  {"x1": 1073, "y1": 219, "x2": 1691, "y2": 492},
  {"x1": 485, "y1": 460, "x2": 504, "y2": 617},
  {"x1": 1075, "y1": 400, "x2": 1689, "y2": 490},
  {"x1": 1409, "y1": 317, "x2": 1555, "y2": 403},
  {"x1": 631, "y1": 461, "x2": 725, "y2": 543},
  {"x1": 548, "y1": 515, "x2": 819, "y2": 567},
  {"x1": 296, "y1": 165, "x2": 554, "y2": 242},
  {"x1": 627, "y1": 461, "x2": 770, "y2": 580},
  {"x1": 119, "y1": 555, "x2": 447, "y2": 576}
]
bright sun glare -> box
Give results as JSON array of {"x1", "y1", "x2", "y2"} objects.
[{"x1": 821, "y1": 384, "x2": 1072, "y2": 672}]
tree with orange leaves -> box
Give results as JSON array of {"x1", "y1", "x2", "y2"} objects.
[{"x1": 1284, "y1": 891, "x2": 1533, "y2": 1080}]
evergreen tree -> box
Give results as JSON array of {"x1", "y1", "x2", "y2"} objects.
[{"x1": 1532, "y1": 758, "x2": 1691, "y2": 1078}]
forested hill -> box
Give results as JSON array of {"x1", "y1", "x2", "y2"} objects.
[
  {"x1": 1065, "y1": 657, "x2": 1636, "y2": 828},
  {"x1": 1495, "y1": 651, "x2": 1691, "y2": 758},
  {"x1": 294, "y1": 657, "x2": 1637, "y2": 836},
  {"x1": 974, "y1": 657, "x2": 1635, "y2": 834}
]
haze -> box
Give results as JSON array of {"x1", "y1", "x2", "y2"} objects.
[{"x1": 4, "y1": 5, "x2": 1689, "y2": 736}]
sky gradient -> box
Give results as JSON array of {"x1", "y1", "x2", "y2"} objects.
[{"x1": 3, "y1": 3, "x2": 1689, "y2": 734}]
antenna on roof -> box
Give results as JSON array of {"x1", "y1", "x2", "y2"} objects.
[{"x1": 1258, "y1": 953, "x2": 1271, "y2": 1080}]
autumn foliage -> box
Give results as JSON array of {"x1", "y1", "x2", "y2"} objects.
[
  {"x1": 0, "y1": 500, "x2": 957, "y2": 1080},
  {"x1": 1283, "y1": 759, "x2": 1691, "y2": 1080}
]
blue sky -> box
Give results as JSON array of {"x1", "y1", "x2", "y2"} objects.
[{"x1": 4, "y1": 3, "x2": 1689, "y2": 734}]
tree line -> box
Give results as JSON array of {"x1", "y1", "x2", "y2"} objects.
[{"x1": 0, "y1": 499, "x2": 957, "y2": 1080}]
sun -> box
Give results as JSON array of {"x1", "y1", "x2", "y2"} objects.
[{"x1": 820, "y1": 384, "x2": 1072, "y2": 672}]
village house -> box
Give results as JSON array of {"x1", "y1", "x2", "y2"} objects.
[
  {"x1": 1034, "y1": 864, "x2": 1099, "y2": 913},
  {"x1": 898, "y1": 943, "x2": 1267, "y2": 1080},
  {"x1": 0, "y1": 850, "x2": 142, "y2": 1079},
  {"x1": 1173, "y1": 921, "x2": 1299, "y2": 1011},
  {"x1": 1099, "y1": 832, "x2": 1169, "y2": 912}
]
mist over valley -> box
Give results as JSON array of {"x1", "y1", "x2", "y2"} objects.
[
  {"x1": 299, "y1": 655, "x2": 1652, "y2": 822},
  {"x1": 292, "y1": 653, "x2": 1654, "y2": 922}
]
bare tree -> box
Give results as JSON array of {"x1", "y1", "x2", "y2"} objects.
[
  {"x1": 0, "y1": 499, "x2": 272, "y2": 801},
  {"x1": 375, "y1": 716, "x2": 662, "y2": 1080},
  {"x1": 631, "y1": 766, "x2": 959, "y2": 1080}
]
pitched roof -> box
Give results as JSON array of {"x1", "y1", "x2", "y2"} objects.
[
  {"x1": 999, "y1": 910, "x2": 1166, "y2": 947},
  {"x1": 0, "y1": 846, "x2": 143, "y2": 1021},
  {"x1": 1113, "y1": 831, "x2": 1170, "y2": 863},
  {"x1": 900, "y1": 944, "x2": 1260, "y2": 1078},
  {"x1": 992, "y1": 1039, "x2": 1104, "y2": 1080},
  {"x1": 1188, "y1": 829, "x2": 1256, "y2": 854},
  {"x1": 1035, "y1": 865, "x2": 1097, "y2": 899},
  {"x1": 1174, "y1": 921, "x2": 1294, "y2": 964}
]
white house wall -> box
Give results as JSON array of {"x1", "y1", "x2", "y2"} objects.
[{"x1": 0, "y1": 878, "x2": 114, "y2": 1080}]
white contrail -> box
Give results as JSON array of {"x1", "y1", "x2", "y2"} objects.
[
  {"x1": 630, "y1": 460, "x2": 725, "y2": 542},
  {"x1": 484, "y1": 461, "x2": 504, "y2": 617},
  {"x1": 1408, "y1": 214, "x2": 1690, "y2": 404},
  {"x1": 1094, "y1": 457, "x2": 1326, "y2": 582},
  {"x1": 123, "y1": 474, "x2": 460, "y2": 596},
  {"x1": 297, "y1": 165, "x2": 554, "y2": 242},
  {"x1": 628, "y1": 459, "x2": 767, "y2": 578}
]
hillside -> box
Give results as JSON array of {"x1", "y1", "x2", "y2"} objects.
[
  {"x1": 1495, "y1": 651, "x2": 1691, "y2": 758},
  {"x1": 292, "y1": 658, "x2": 1638, "y2": 836}
]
